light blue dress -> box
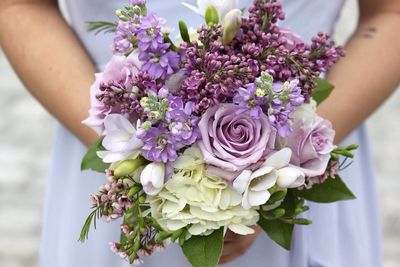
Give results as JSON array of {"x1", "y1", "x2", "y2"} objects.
[{"x1": 39, "y1": 1, "x2": 382, "y2": 266}]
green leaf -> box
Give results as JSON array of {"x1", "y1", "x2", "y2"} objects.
[
  {"x1": 295, "y1": 176, "x2": 356, "y2": 203},
  {"x1": 258, "y1": 190, "x2": 298, "y2": 250},
  {"x1": 87, "y1": 21, "x2": 117, "y2": 35},
  {"x1": 81, "y1": 138, "x2": 110, "y2": 172},
  {"x1": 163, "y1": 34, "x2": 179, "y2": 52},
  {"x1": 258, "y1": 217, "x2": 294, "y2": 250},
  {"x1": 179, "y1": 20, "x2": 191, "y2": 43},
  {"x1": 79, "y1": 205, "x2": 103, "y2": 242},
  {"x1": 312, "y1": 78, "x2": 334, "y2": 105},
  {"x1": 280, "y1": 189, "x2": 297, "y2": 214},
  {"x1": 181, "y1": 227, "x2": 224, "y2": 267}
]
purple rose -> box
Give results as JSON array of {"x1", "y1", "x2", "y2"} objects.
[
  {"x1": 287, "y1": 116, "x2": 335, "y2": 177},
  {"x1": 197, "y1": 103, "x2": 276, "y2": 181}
]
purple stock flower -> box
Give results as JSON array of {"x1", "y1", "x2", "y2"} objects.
[
  {"x1": 233, "y1": 83, "x2": 264, "y2": 119},
  {"x1": 113, "y1": 21, "x2": 134, "y2": 53},
  {"x1": 268, "y1": 103, "x2": 293, "y2": 137},
  {"x1": 267, "y1": 79, "x2": 305, "y2": 136},
  {"x1": 137, "y1": 92, "x2": 199, "y2": 163},
  {"x1": 140, "y1": 125, "x2": 177, "y2": 163},
  {"x1": 136, "y1": 13, "x2": 166, "y2": 52},
  {"x1": 166, "y1": 96, "x2": 200, "y2": 146},
  {"x1": 128, "y1": 0, "x2": 146, "y2": 5},
  {"x1": 140, "y1": 50, "x2": 180, "y2": 80},
  {"x1": 233, "y1": 77, "x2": 305, "y2": 137},
  {"x1": 112, "y1": 14, "x2": 142, "y2": 53}
]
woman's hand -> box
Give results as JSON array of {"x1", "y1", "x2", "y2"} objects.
[{"x1": 218, "y1": 226, "x2": 261, "y2": 265}]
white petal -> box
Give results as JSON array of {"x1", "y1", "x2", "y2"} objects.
[
  {"x1": 174, "y1": 145, "x2": 203, "y2": 169},
  {"x1": 232, "y1": 170, "x2": 252, "y2": 193},
  {"x1": 120, "y1": 114, "x2": 136, "y2": 135},
  {"x1": 250, "y1": 171, "x2": 277, "y2": 192},
  {"x1": 163, "y1": 200, "x2": 185, "y2": 215},
  {"x1": 166, "y1": 220, "x2": 188, "y2": 231},
  {"x1": 241, "y1": 189, "x2": 251, "y2": 209},
  {"x1": 143, "y1": 183, "x2": 162, "y2": 196},
  {"x1": 251, "y1": 166, "x2": 274, "y2": 181},
  {"x1": 181, "y1": 2, "x2": 203, "y2": 16},
  {"x1": 140, "y1": 163, "x2": 165, "y2": 195},
  {"x1": 96, "y1": 150, "x2": 129, "y2": 163},
  {"x1": 228, "y1": 224, "x2": 255, "y2": 235},
  {"x1": 264, "y1": 148, "x2": 292, "y2": 168},
  {"x1": 277, "y1": 167, "x2": 305, "y2": 188},
  {"x1": 188, "y1": 224, "x2": 209, "y2": 236},
  {"x1": 103, "y1": 132, "x2": 131, "y2": 151},
  {"x1": 247, "y1": 190, "x2": 271, "y2": 207},
  {"x1": 104, "y1": 114, "x2": 133, "y2": 133}
]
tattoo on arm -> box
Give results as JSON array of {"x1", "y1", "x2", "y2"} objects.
[{"x1": 356, "y1": 26, "x2": 377, "y2": 39}]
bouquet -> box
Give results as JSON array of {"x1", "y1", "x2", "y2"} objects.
[{"x1": 79, "y1": 0, "x2": 358, "y2": 266}]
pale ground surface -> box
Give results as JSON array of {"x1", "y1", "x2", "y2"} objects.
[{"x1": 0, "y1": 0, "x2": 399, "y2": 266}]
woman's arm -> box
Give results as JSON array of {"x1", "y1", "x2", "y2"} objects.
[
  {"x1": 220, "y1": 0, "x2": 400, "y2": 264},
  {"x1": 0, "y1": 0, "x2": 98, "y2": 146},
  {"x1": 319, "y1": 0, "x2": 400, "y2": 142}
]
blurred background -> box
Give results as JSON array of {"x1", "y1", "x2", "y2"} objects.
[{"x1": 0, "y1": 0, "x2": 399, "y2": 266}]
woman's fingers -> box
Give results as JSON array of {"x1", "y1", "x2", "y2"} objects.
[
  {"x1": 218, "y1": 227, "x2": 261, "y2": 265},
  {"x1": 219, "y1": 241, "x2": 249, "y2": 264}
]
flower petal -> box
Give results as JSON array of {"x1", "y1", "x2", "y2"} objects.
[
  {"x1": 228, "y1": 224, "x2": 255, "y2": 235},
  {"x1": 247, "y1": 190, "x2": 271, "y2": 207},
  {"x1": 264, "y1": 148, "x2": 292, "y2": 168},
  {"x1": 276, "y1": 167, "x2": 305, "y2": 188},
  {"x1": 232, "y1": 170, "x2": 252, "y2": 194},
  {"x1": 250, "y1": 171, "x2": 277, "y2": 191}
]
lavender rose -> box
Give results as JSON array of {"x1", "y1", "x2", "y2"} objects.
[
  {"x1": 287, "y1": 116, "x2": 335, "y2": 177},
  {"x1": 197, "y1": 103, "x2": 276, "y2": 181}
]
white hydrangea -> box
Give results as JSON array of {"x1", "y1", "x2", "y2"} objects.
[{"x1": 148, "y1": 146, "x2": 259, "y2": 236}]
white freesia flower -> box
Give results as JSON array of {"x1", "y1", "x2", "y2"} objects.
[
  {"x1": 222, "y1": 9, "x2": 242, "y2": 45},
  {"x1": 182, "y1": 0, "x2": 239, "y2": 21},
  {"x1": 140, "y1": 162, "x2": 166, "y2": 196},
  {"x1": 265, "y1": 148, "x2": 305, "y2": 189},
  {"x1": 149, "y1": 146, "x2": 259, "y2": 236},
  {"x1": 97, "y1": 114, "x2": 143, "y2": 163},
  {"x1": 233, "y1": 148, "x2": 305, "y2": 209}
]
